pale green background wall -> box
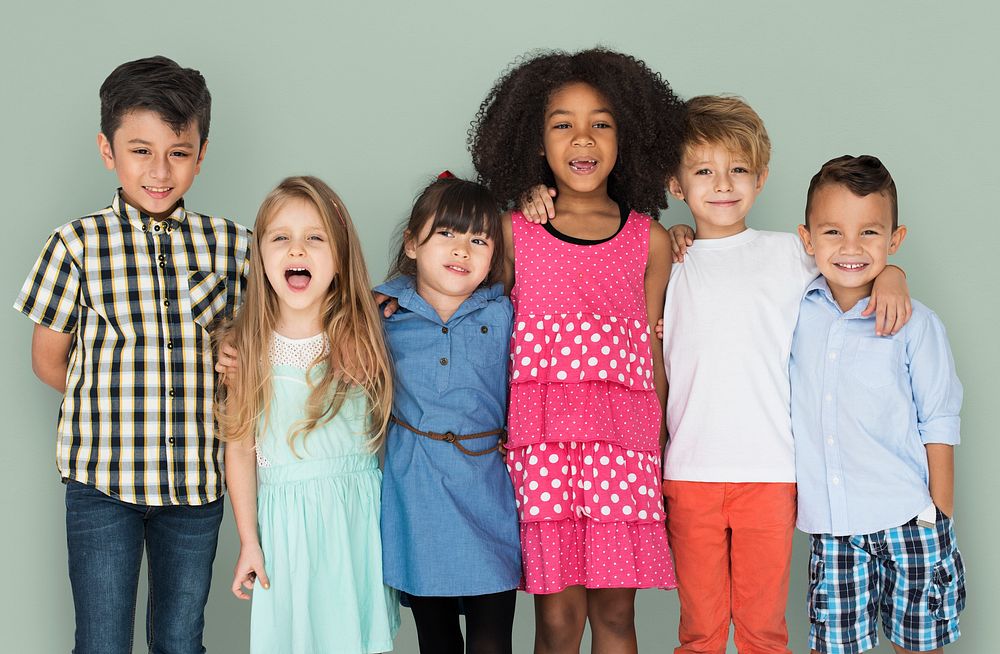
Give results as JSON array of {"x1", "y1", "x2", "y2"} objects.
[{"x1": 1, "y1": 1, "x2": 995, "y2": 652}]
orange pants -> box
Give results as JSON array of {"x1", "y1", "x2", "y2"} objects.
[{"x1": 662, "y1": 480, "x2": 796, "y2": 654}]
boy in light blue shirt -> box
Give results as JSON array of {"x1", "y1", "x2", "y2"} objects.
[{"x1": 792, "y1": 155, "x2": 965, "y2": 654}]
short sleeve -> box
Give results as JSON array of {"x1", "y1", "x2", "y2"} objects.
[
  {"x1": 794, "y1": 234, "x2": 820, "y2": 288},
  {"x1": 13, "y1": 231, "x2": 81, "y2": 333},
  {"x1": 907, "y1": 310, "x2": 963, "y2": 445}
]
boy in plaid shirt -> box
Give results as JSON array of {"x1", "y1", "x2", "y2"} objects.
[
  {"x1": 15, "y1": 56, "x2": 250, "y2": 653},
  {"x1": 792, "y1": 155, "x2": 965, "y2": 654}
]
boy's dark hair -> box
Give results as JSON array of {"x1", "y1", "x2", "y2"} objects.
[
  {"x1": 806, "y1": 155, "x2": 898, "y2": 230},
  {"x1": 388, "y1": 176, "x2": 505, "y2": 285},
  {"x1": 100, "y1": 55, "x2": 211, "y2": 146},
  {"x1": 468, "y1": 48, "x2": 685, "y2": 220}
]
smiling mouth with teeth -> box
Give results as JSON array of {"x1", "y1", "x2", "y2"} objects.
[
  {"x1": 835, "y1": 263, "x2": 868, "y2": 270},
  {"x1": 285, "y1": 267, "x2": 312, "y2": 289},
  {"x1": 569, "y1": 159, "x2": 597, "y2": 172}
]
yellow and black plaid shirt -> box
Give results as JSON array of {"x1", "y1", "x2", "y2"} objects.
[{"x1": 15, "y1": 190, "x2": 251, "y2": 506}]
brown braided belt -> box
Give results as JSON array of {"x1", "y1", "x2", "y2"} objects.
[{"x1": 390, "y1": 415, "x2": 507, "y2": 457}]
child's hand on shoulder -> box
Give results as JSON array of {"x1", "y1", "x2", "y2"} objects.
[
  {"x1": 372, "y1": 291, "x2": 399, "y2": 318},
  {"x1": 231, "y1": 542, "x2": 269, "y2": 600},
  {"x1": 654, "y1": 318, "x2": 665, "y2": 340},
  {"x1": 519, "y1": 185, "x2": 557, "y2": 224},
  {"x1": 666, "y1": 224, "x2": 694, "y2": 263},
  {"x1": 215, "y1": 342, "x2": 240, "y2": 387},
  {"x1": 863, "y1": 265, "x2": 912, "y2": 336}
]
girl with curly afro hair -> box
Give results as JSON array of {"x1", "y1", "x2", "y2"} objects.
[{"x1": 468, "y1": 48, "x2": 683, "y2": 653}]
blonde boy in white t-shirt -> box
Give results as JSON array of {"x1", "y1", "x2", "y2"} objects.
[{"x1": 659, "y1": 96, "x2": 911, "y2": 654}]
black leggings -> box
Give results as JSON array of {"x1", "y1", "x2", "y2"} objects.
[{"x1": 407, "y1": 589, "x2": 517, "y2": 654}]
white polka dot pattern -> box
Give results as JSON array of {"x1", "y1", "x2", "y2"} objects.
[{"x1": 505, "y1": 212, "x2": 675, "y2": 592}]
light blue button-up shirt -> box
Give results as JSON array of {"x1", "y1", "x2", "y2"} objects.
[{"x1": 791, "y1": 277, "x2": 962, "y2": 536}]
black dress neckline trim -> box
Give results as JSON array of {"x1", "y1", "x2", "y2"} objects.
[{"x1": 541, "y1": 204, "x2": 629, "y2": 245}]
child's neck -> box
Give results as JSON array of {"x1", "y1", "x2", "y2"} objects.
[
  {"x1": 828, "y1": 281, "x2": 874, "y2": 314},
  {"x1": 275, "y1": 309, "x2": 323, "y2": 339},
  {"x1": 553, "y1": 186, "x2": 616, "y2": 218},
  {"x1": 414, "y1": 283, "x2": 472, "y2": 324},
  {"x1": 551, "y1": 191, "x2": 620, "y2": 240},
  {"x1": 693, "y1": 218, "x2": 749, "y2": 240}
]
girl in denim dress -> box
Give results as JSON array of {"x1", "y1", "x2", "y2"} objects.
[{"x1": 377, "y1": 175, "x2": 521, "y2": 654}]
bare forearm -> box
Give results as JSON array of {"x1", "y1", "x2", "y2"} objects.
[
  {"x1": 926, "y1": 443, "x2": 955, "y2": 517},
  {"x1": 31, "y1": 324, "x2": 72, "y2": 393},
  {"x1": 225, "y1": 443, "x2": 260, "y2": 545}
]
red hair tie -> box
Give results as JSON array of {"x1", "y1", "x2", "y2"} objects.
[{"x1": 437, "y1": 170, "x2": 456, "y2": 179}]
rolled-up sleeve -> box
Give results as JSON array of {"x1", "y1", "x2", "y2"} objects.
[{"x1": 907, "y1": 311, "x2": 962, "y2": 445}]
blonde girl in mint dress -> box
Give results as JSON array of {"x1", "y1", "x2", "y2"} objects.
[{"x1": 217, "y1": 176, "x2": 399, "y2": 653}]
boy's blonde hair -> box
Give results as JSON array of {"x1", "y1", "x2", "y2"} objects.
[
  {"x1": 216, "y1": 176, "x2": 393, "y2": 452},
  {"x1": 683, "y1": 95, "x2": 771, "y2": 173}
]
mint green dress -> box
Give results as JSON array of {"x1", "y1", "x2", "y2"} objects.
[{"x1": 251, "y1": 334, "x2": 399, "y2": 653}]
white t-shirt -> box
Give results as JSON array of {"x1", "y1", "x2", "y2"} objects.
[{"x1": 662, "y1": 228, "x2": 817, "y2": 482}]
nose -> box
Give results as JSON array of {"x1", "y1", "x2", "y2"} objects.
[
  {"x1": 150, "y1": 153, "x2": 170, "y2": 181},
  {"x1": 571, "y1": 126, "x2": 595, "y2": 147},
  {"x1": 841, "y1": 234, "x2": 862, "y2": 254},
  {"x1": 452, "y1": 241, "x2": 470, "y2": 258},
  {"x1": 715, "y1": 172, "x2": 732, "y2": 193}
]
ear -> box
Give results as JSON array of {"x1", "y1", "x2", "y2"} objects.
[
  {"x1": 755, "y1": 165, "x2": 770, "y2": 191},
  {"x1": 403, "y1": 230, "x2": 417, "y2": 260},
  {"x1": 97, "y1": 133, "x2": 115, "y2": 171},
  {"x1": 194, "y1": 140, "x2": 208, "y2": 175},
  {"x1": 888, "y1": 225, "x2": 907, "y2": 254},
  {"x1": 797, "y1": 224, "x2": 815, "y2": 255},
  {"x1": 667, "y1": 176, "x2": 684, "y2": 201}
]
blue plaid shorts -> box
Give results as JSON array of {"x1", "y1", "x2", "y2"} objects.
[{"x1": 808, "y1": 511, "x2": 966, "y2": 653}]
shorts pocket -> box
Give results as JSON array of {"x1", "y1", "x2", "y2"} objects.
[
  {"x1": 850, "y1": 338, "x2": 902, "y2": 390},
  {"x1": 186, "y1": 271, "x2": 228, "y2": 329},
  {"x1": 928, "y1": 547, "x2": 966, "y2": 621},
  {"x1": 808, "y1": 552, "x2": 829, "y2": 624}
]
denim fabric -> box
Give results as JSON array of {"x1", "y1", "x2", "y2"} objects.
[{"x1": 65, "y1": 480, "x2": 223, "y2": 654}]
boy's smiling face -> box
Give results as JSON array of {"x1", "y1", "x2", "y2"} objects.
[
  {"x1": 98, "y1": 109, "x2": 206, "y2": 219},
  {"x1": 668, "y1": 142, "x2": 768, "y2": 239},
  {"x1": 798, "y1": 183, "x2": 906, "y2": 312}
]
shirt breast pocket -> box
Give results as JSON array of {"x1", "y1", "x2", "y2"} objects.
[
  {"x1": 186, "y1": 271, "x2": 228, "y2": 330},
  {"x1": 461, "y1": 323, "x2": 508, "y2": 369},
  {"x1": 850, "y1": 338, "x2": 901, "y2": 390}
]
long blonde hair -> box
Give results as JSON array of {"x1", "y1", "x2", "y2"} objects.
[{"x1": 216, "y1": 176, "x2": 393, "y2": 451}]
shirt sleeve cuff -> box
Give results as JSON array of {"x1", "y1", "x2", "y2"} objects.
[{"x1": 918, "y1": 417, "x2": 961, "y2": 445}]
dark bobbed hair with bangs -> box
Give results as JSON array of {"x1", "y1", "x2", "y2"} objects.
[
  {"x1": 387, "y1": 176, "x2": 505, "y2": 286},
  {"x1": 468, "y1": 47, "x2": 685, "y2": 220}
]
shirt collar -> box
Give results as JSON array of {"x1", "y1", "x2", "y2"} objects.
[
  {"x1": 112, "y1": 189, "x2": 187, "y2": 234},
  {"x1": 804, "y1": 276, "x2": 872, "y2": 319},
  {"x1": 374, "y1": 275, "x2": 503, "y2": 325}
]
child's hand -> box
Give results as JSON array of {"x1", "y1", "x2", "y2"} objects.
[
  {"x1": 863, "y1": 265, "x2": 912, "y2": 336},
  {"x1": 215, "y1": 342, "x2": 240, "y2": 387},
  {"x1": 666, "y1": 224, "x2": 694, "y2": 263},
  {"x1": 519, "y1": 185, "x2": 557, "y2": 224},
  {"x1": 654, "y1": 318, "x2": 664, "y2": 340},
  {"x1": 231, "y1": 543, "x2": 269, "y2": 600},
  {"x1": 372, "y1": 291, "x2": 399, "y2": 318}
]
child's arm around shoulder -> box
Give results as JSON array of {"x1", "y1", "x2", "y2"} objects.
[
  {"x1": 646, "y1": 222, "x2": 672, "y2": 450},
  {"x1": 866, "y1": 265, "x2": 912, "y2": 336},
  {"x1": 501, "y1": 211, "x2": 516, "y2": 294}
]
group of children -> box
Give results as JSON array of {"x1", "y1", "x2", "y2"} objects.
[{"x1": 15, "y1": 48, "x2": 964, "y2": 654}]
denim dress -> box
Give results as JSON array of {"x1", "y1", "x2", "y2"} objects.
[{"x1": 376, "y1": 276, "x2": 522, "y2": 596}]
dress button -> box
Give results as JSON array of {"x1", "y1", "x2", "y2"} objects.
[
  {"x1": 441, "y1": 327, "x2": 449, "y2": 334},
  {"x1": 481, "y1": 325, "x2": 489, "y2": 334},
  {"x1": 439, "y1": 357, "x2": 448, "y2": 366}
]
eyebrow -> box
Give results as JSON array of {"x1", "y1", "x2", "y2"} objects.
[
  {"x1": 126, "y1": 138, "x2": 197, "y2": 149},
  {"x1": 547, "y1": 107, "x2": 614, "y2": 119}
]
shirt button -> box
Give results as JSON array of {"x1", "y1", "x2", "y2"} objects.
[
  {"x1": 168, "y1": 437, "x2": 175, "y2": 444},
  {"x1": 828, "y1": 351, "x2": 837, "y2": 360},
  {"x1": 159, "y1": 262, "x2": 166, "y2": 269},
  {"x1": 827, "y1": 436, "x2": 835, "y2": 445},
  {"x1": 439, "y1": 357, "x2": 448, "y2": 366},
  {"x1": 166, "y1": 341, "x2": 173, "y2": 349},
  {"x1": 825, "y1": 393, "x2": 833, "y2": 402},
  {"x1": 481, "y1": 325, "x2": 489, "y2": 334},
  {"x1": 163, "y1": 300, "x2": 170, "y2": 308},
  {"x1": 154, "y1": 225, "x2": 161, "y2": 232},
  {"x1": 832, "y1": 476, "x2": 840, "y2": 485},
  {"x1": 158, "y1": 254, "x2": 166, "y2": 261},
  {"x1": 169, "y1": 389, "x2": 175, "y2": 397},
  {"x1": 441, "y1": 327, "x2": 449, "y2": 334},
  {"x1": 142, "y1": 224, "x2": 148, "y2": 232}
]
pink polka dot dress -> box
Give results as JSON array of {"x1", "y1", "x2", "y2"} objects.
[{"x1": 506, "y1": 209, "x2": 676, "y2": 594}]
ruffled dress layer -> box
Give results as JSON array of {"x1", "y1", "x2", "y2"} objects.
[{"x1": 506, "y1": 210, "x2": 677, "y2": 594}]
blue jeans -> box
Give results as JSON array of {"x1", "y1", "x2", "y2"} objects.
[{"x1": 65, "y1": 480, "x2": 224, "y2": 654}]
